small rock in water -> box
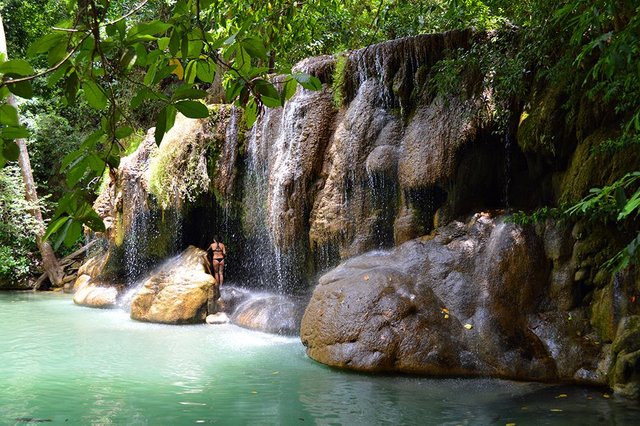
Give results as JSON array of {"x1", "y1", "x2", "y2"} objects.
[{"x1": 206, "y1": 313, "x2": 229, "y2": 324}]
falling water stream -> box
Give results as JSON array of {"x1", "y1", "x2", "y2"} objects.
[{"x1": 1, "y1": 292, "x2": 639, "y2": 425}]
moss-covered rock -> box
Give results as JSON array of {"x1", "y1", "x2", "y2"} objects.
[{"x1": 559, "y1": 128, "x2": 640, "y2": 204}]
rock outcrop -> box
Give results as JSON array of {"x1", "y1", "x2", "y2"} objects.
[
  {"x1": 301, "y1": 213, "x2": 609, "y2": 383},
  {"x1": 130, "y1": 246, "x2": 214, "y2": 324}
]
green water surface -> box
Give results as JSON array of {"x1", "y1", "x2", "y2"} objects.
[{"x1": 0, "y1": 292, "x2": 638, "y2": 425}]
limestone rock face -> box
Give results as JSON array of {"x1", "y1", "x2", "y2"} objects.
[
  {"x1": 301, "y1": 214, "x2": 604, "y2": 382},
  {"x1": 130, "y1": 246, "x2": 214, "y2": 324}
]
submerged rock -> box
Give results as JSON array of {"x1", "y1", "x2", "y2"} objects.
[
  {"x1": 301, "y1": 213, "x2": 604, "y2": 382},
  {"x1": 231, "y1": 294, "x2": 307, "y2": 335},
  {"x1": 130, "y1": 246, "x2": 214, "y2": 324},
  {"x1": 73, "y1": 281, "x2": 118, "y2": 309},
  {"x1": 206, "y1": 312, "x2": 229, "y2": 324}
]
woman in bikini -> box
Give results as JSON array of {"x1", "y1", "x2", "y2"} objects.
[{"x1": 206, "y1": 235, "x2": 226, "y2": 287}]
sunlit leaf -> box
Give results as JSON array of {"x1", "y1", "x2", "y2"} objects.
[
  {"x1": 0, "y1": 105, "x2": 19, "y2": 126},
  {"x1": 169, "y1": 58, "x2": 184, "y2": 80},
  {"x1": 175, "y1": 100, "x2": 209, "y2": 118},
  {"x1": 0, "y1": 59, "x2": 34, "y2": 76},
  {"x1": 83, "y1": 80, "x2": 108, "y2": 110}
]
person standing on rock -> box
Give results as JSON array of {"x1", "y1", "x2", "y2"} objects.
[{"x1": 206, "y1": 235, "x2": 226, "y2": 288}]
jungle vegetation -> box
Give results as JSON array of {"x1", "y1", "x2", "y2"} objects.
[{"x1": 0, "y1": 0, "x2": 638, "y2": 284}]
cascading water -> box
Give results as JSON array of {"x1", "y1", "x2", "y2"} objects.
[{"x1": 240, "y1": 107, "x2": 282, "y2": 289}]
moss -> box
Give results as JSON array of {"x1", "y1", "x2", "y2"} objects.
[
  {"x1": 558, "y1": 128, "x2": 639, "y2": 204},
  {"x1": 612, "y1": 316, "x2": 640, "y2": 355},
  {"x1": 148, "y1": 113, "x2": 214, "y2": 210},
  {"x1": 590, "y1": 286, "x2": 616, "y2": 342},
  {"x1": 516, "y1": 84, "x2": 571, "y2": 160},
  {"x1": 331, "y1": 54, "x2": 348, "y2": 108}
]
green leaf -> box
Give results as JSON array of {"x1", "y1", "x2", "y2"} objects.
[
  {"x1": 618, "y1": 189, "x2": 640, "y2": 221},
  {"x1": 172, "y1": 86, "x2": 207, "y2": 101},
  {"x1": 64, "y1": 72, "x2": 79, "y2": 104},
  {"x1": 225, "y1": 80, "x2": 244, "y2": 102},
  {"x1": 144, "y1": 62, "x2": 158, "y2": 86},
  {"x1": 184, "y1": 60, "x2": 197, "y2": 84},
  {"x1": 27, "y1": 32, "x2": 66, "y2": 56},
  {"x1": 64, "y1": 220, "x2": 83, "y2": 247},
  {"x1": 196, "y1": 59, "x2": 215, "y2": 83},
  {"x1": 175, "y1": 100, "x2": 209, "y2": 118},
  {"x1": 181, "y1": 34, "x2": 189, "y2": 60},
  {"x1": 245, "y1": 98, "x2": 258, "y2": 128},
  {"x1": 294, "y1": 73, "x2": 322, "y2": 90},
  {"x1": 169, "y1": 30, "x2": 180, "y2": 56},
  {"x1": 54, "y1": 219, "x2": 72, "y2": 250},
  {"x1": 283, "y1": 78, "x2": 297, "y2": 101},
  {"x1": 43, "y1": 217, "x2": 70, "y2": 242},
  {"x1": 0, "y1": 59, "x2": 34, "y2": 76},
  {"x1": 0, "y1": 105, "x2": 19, "y2": 126},
  {"x1": 8, "y1": 81, "x2": 33, "y2": 99},
  {"x1": 241, "y1": 37, "x2": 268, "y2": 61},
  {"x1": 80, "y1": 209, "x2": 105, "y2": 233},
  {"x1": 47, "y1": 40, "x2": 68, "y2": 66},
  {"x1": 254, "y1": 80, "x2": 282, "y2": 107},
  {"x1": 129, "y1": 20, "x2": 172, "y2": 38},
  {"x1": 234, "y1": 46, "x2": 252, "y2": 72},
  {"x1": 47, "y1": 62, "x2": 71, "y2": 87},
  {"x1": 67, "y1": 158, "x2": 88, "y2": 187},
  {"x1": 155, "y1": 107, "x2": 168, "y2": 145},
  {"x1": 0, "y1": 125, "x2": 29, "y2": 139},
  {"x1": 115, "y1": 126, "x2": 134, "y2": 139},
  {"x1": 60, "y1": 149, "x2": 84, "y2": 171},
  {"x1": 188, "y1": 40, "x2": 204, "y2": 58},
  {"x1": 158, "y1": 37, "x2": 170, "y2": 51},
  {"x1": 83, "y1": 81, "x2": 108, "y2": 110},
  {"x1": 87, "y1": 154, "x2": 104, "y2": 173},
  {"x1": 81, "y1": 129, "x2": 106, "y2": 150},
  {"x1": 2, "y1": 140, "x2": 19, "y2": 160}
]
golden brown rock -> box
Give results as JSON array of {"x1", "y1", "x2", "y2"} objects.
[{"x1": 130, "y1": 246, "x2": 214, "y2": 324}]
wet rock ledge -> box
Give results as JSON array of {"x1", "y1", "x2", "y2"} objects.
[{"x1": 301, "y1": 213, "x2": 608, "y2": 384}]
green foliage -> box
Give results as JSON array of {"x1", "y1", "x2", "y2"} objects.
[
  {"x1": 555, "y1": 0, "x2": 640, "y2": 151},
  {"x1": 565, "y1": 172, "x2": 640, "y2": 271},
  {"x1": 0, "y1": 165, "x2": 40, "y2": 280},
  {"x1": 507, "y1": 207, "x2": 565, "y2": 226}
]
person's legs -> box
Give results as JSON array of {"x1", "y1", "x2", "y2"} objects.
[
  {"x1": 212, "y1": 259, "x2": 220, "y2": 284},
  {"x1": 218, "y1": 260, "x2": 224, "y2": 286}
]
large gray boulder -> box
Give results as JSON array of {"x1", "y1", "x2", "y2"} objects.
[{"x1": 301, "y1": 214, "x2": 603, "y2": 382}]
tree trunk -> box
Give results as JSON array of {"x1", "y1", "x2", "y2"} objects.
[{"x1": 0, "y1": 14, "x2": 64, "y2": 287}]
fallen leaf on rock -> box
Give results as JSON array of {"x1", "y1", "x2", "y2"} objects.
[
  {"x1": 444, "y1": 314, "x2": 449, "y2": 319},
  {"x1": 363, "y1": 275, "x2": 369, "y2": 281},
  {"x1": 464, "y1": 323, "x2": 473, "y2": 330},
  {"x1": 441, "y1": 308, "x2": 449, "y2": 314}
]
